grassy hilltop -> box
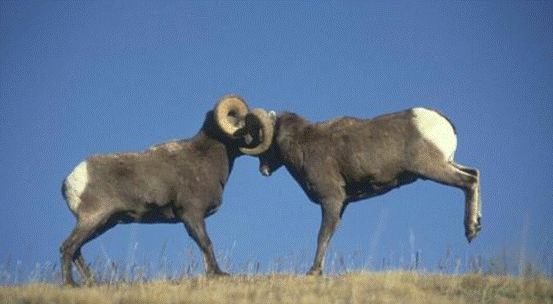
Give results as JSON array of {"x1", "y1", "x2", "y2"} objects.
[{"x1": 1, "y1": 272, "x2": 552, "y2": 304}]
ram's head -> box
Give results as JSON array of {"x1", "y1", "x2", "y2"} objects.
[{"x1": 214, "y1": 95, "x2": 274, "y2": 155}]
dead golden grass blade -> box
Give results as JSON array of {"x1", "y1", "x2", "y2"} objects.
[{"x1": 1, "y1": 272, "x2": 551, "y2": 304}]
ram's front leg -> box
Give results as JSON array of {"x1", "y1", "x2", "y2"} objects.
[
  {"x1": 307, "y1": 199, "x2": 344, "y2": 276},
  {"x1": 181, "y1": 212, "x2": 229, "y2": 276}
]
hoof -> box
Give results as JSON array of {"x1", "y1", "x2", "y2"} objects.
[
  {"x1": 465, "y1": 219, "x2": 482, "y2": 243},
  {"x1": 306, "y1": 267, "x2": 323, "y2": 276},
  {"x1": 62, "y1": 280, "x2": 80, "y2": 288},
  {"x1": 206, "y1": 270, "x2": 230, "y2": 277}
]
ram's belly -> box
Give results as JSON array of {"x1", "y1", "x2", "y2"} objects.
[
  {"x1": 119, "y1": 205, "x2": 180, "y2": 224},
  {"x1": 341, "y1": 149, "x2": 406, "y2": 183},
  {"x1": 344, "y1": 171, "x2": 418, "y2": 202}
]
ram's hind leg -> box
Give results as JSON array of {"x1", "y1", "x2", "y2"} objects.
[
  {"x1": 61, "y1": 222, "x2": 96, "y2": 286},
  {"x1": 413, "y1": 161, "x2": 481, "y2": 242},
  {"x1": 451, "y1": 162, "x2": 481, "y2": 241},
  {"x1": 60, "y1": 212, "x2": 113, "y2": 286},
  {"x1": 74, "y1": 252, "x2": 93, "y2": 283}
]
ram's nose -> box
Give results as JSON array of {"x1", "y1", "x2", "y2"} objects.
[{"x1": 260, "y1": 165, "x2": 271, "y2": 177}]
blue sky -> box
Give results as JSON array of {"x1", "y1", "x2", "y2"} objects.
[{"x1": 1, "y1": 2, "x2": 552, "y2": 282}]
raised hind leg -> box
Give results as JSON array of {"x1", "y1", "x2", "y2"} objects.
[
  {"x1": 451, "y1": 162, "x2": 481, "y2": 241},
  {"x1": 413, "y1": 160, "x2": 481, "y2": 242}
]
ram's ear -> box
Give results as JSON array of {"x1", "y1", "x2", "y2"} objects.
[
  {"x1": 214, "y1": 95, "x2": 249, "y2": 136},
  {"x1": 239, "y1": 108, "x2": 275, "y2": 156}
]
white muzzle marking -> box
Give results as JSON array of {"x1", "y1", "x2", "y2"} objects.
[
  {"x1": 65, "y1": 160, "x2": 89, "y2": 214},
  {"x1": 412, "y1": 108, "x2": 457, "y2": 161}
]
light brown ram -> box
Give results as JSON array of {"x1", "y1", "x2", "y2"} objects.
[
  {"x1": 255, "y1": 108, "x2": 481, "y2": 275},
  {"x1": 61, "y1": 95, "x2": 273, "y2": 286}
]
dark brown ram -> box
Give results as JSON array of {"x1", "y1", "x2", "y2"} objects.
[
  {"x1": 60, "y1": 95, "x2": 273, "y2": 286},
  {"x1": 255, "y1": 108, "x2": 481, "y2": 275}
]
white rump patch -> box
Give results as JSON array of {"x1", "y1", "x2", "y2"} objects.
[
  {"x1": 412, "y1": 108, "x2": 457, "y2": 160},
  {"x1": 65, "y1": 161, "x2": 89, "y2": 213}
]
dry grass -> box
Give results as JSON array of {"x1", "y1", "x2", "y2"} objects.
[{"x1": 1, "y1": 272, "x2": 551, "y2": 304}]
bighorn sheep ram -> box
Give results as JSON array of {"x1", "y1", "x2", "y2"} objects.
[
  {"x1": 61, "y1": 95, "x2": 273, "y2": 286},
  {"x1": 255, "y1": 108, "x2": 481, "y2": 275}
]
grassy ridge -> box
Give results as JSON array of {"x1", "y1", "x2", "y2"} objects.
[{"x1": 1, "y1": 272, "x2": 551, "y2": 304}]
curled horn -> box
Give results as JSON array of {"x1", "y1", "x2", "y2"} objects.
[
  {"x1": 239, "y1": 108, "x2": 275, "y2": 156},
  {"x1": 214, "y1": 95, "x2": 249, "y2": 136}
]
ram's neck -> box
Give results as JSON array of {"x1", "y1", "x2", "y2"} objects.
[{"x1": 275, "y1": 113, "x2": 311, "y2": 185}]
